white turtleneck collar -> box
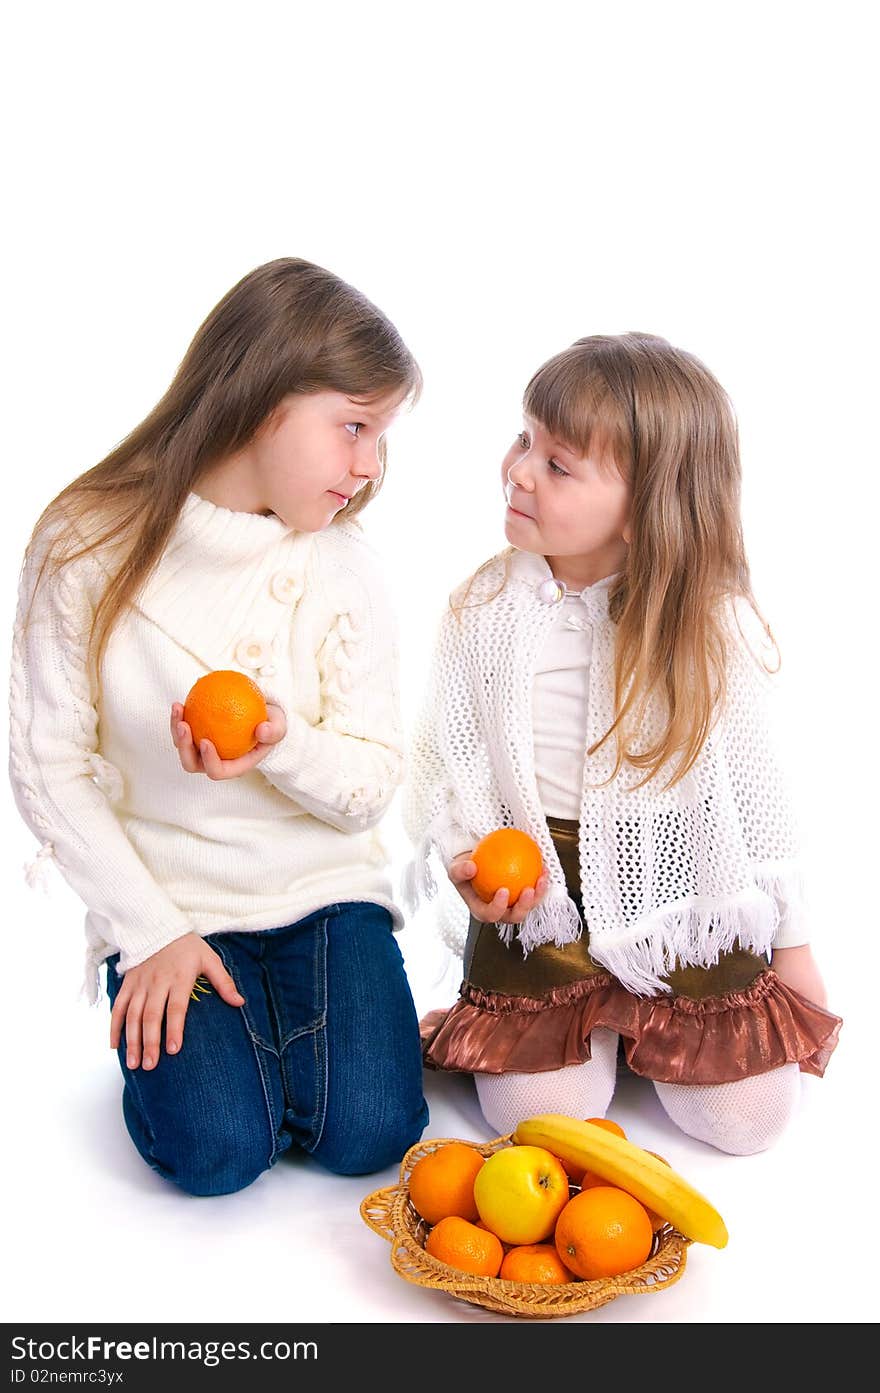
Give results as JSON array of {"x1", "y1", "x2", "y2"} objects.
[{"x1": 176, "y1": 490, "x2": 295, "y2": 565}]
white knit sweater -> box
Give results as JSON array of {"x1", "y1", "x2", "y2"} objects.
[
  {"x1": 8, "y1": 492, "x2": 405, "y2": 1004},
  {"x1": 402, "y1": 547, "x2": 810, "y2": 997}
]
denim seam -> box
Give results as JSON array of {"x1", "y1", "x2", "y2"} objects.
[
  {"x1": 210, "y1": 938, "x2": 284, "y2": 1167},
  {"x1": 282, "y1": 917, "x2": 330, "y2": 1150},
  {"x1": 263, "y1": 939, "x2": 327, "y2": 1051}
]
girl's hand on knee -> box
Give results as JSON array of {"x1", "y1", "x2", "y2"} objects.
[
  {"x1": 109, "y1": 932, "x2": 245, "y2": 1070},
  {"x1": 170, "y1": 701, "x2": 287, "y2": 780},
  {"x1": 448, "y1": 852, "x2": 551, "y2": 925}
]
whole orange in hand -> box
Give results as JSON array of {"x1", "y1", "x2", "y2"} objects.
[
  {"x1": 555, "y1": 1186, "x2": 654, "y2": 1280},
  {"x1": 425, "y1": 1216, "x2": 503, "y2": 1277},
  {"x1": 408, "y1": 1142, "x2": 485, "y2": 1225},
  {"x1": 183, "y1": 670, "x2": 268, "y2": 760},
  {"x1": 499, "y1": 1244, "x2": 573, "y2": 1285},
  {"x1": 471, "y1": 828, "x2": 543, "y2": 906}
]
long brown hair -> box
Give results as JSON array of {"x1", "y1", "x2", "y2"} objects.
[
  {"x1": 453, "y1": 332, "x2": 778, "y2": 791},
  {"x1": 22, "y1": 256, "x2": 422, "y2": 678}
]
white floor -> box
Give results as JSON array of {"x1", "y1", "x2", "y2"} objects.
[{"x1": 4, "y1": 845, "x2": 876, "y2": 1327}]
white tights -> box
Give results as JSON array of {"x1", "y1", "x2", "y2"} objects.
[{"x1": 474, "y1": 1028, "x2": 801, "y2": 1156}]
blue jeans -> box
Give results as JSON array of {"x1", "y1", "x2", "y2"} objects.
[{"x1": 105, "y1": 901, "x2": 429, "y2": 1197}]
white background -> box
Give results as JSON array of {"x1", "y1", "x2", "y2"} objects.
[{"x1": 2, "y1": 0, "x2": 877, "y2": 1325}]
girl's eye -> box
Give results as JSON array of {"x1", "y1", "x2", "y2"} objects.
[
  {"x1": 345, "y1": 422, "x2": 364, "y2": 437},
  {"x1": 518, "y1": 430, "x2": 567, "y2": 475}
]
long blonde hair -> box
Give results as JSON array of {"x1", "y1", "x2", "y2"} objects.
[
  {"x1": 453, "y1": 332, "x2": 778, "y2": 790},
  {"x1": 23, "y1": 256, "x2": 422, "y2": 678}
]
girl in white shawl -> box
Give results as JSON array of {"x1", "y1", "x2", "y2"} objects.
[{"x1": 403, "y1": 333, "x2": 841, "y2": 1156}]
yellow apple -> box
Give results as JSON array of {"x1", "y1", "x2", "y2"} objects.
[{"x1": 473, "y1": 1145, "x2": 570, "y2": 1245}]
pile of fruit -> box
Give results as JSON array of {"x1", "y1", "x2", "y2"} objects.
[{"x1": 407, "y1": 1112, "x2": 728, "y2": 1285}]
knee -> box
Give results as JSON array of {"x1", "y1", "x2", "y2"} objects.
[
  {"x1": 122, "y1": 1090, "x2": 273, "y2": 1196},
  {"x1": 171, "y1": 1142, "x2": 273, "y2": 1197},
  {"x1": 314, "y1": 1095, "x2": 429, "y2": 1176},
  {"x1": 655, "y1": 1064, "x2": 801, "y2": 1157}
]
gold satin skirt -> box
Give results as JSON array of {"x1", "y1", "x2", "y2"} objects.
[{"x1": 420, "y1": 817, "x2": 842, "y2": 1084}]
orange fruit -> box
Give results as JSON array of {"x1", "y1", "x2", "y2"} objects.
[
  {"x1": 425, "y1": 1216, "x2": 504, "y2": 1277},
  {"x1": 471, "y1": 828, "x2": 543, "y2": 906},
  {"x1": 499, "y1": 1244, "x2": 574, "y2": 1284},
  {"x1": 554, "y1": 1186, "x2": 654, "y2": 1280},
  {"x1": 408, "y1": 1142, "x2": 485, "y2": 1225},
  {"x1": 560, "y1": 1117, "x2": 628, "y2": 1186},
  {"x1": 183, "y1": 670, "x2": 268, "y2": 760}
]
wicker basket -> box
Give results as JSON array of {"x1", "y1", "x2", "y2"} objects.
[{"x1": 361, "y1": 1132, "x2": 691, "y2": 1319}]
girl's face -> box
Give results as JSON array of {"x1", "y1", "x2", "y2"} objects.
[
  {"x1": 200, "y1": 388, "x2": 404, "y2": 530},
  {"x1": 501, "y1": 413, "x2": 632, "y2": 581}
]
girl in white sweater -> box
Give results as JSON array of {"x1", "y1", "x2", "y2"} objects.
[
  {"x1": 403, "y1": 332, "x2": 842, "y2": 1155},
  {"x1": 9, "y1": 257, "x2": 429, "y2": 1195}
]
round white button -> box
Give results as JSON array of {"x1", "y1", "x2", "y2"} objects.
[
  {"x1": 234, "y1": 636, "x2": 270, "y2": 669},
  {"x1": 270, "y1": 570, "x2": 302, "y2": 604},
  {"x1": 538, "y1": 578, "x2": 566, "y2": 604}
]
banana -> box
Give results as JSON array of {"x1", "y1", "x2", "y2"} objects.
[{"x1": 514, "y1": 1113, "x2": 728, "y2": 1249}]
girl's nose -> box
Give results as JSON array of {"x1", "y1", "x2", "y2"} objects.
[
  {"x1": 355, "y1": 445, "x2": 383, "y2": 482},
  {"x1": 506, "y1": 458, "x2": 534, "y2": 491}
]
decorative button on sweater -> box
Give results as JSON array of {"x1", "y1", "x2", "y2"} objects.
[{"x1": 9, "y1": 493, "x2": 406, "y2": 1004}]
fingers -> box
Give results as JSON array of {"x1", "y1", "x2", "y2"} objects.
[
  {"x1": 109, "y1": 980, "x2": 131, "y2": 1051},
  {"x1": 197, "y1": 739, "x2": 266, "y2": 780},
  {"x1": 140, "y1": 988, "x2": 169, "y2": 1071},
  {"x1": 122, "y1": 992, "x2": 145, "y2": 1069},
  {"x1": 171, "y1": 705, "x2": 202, "y2": 773},
  {"x1": 448, "y1": 858, "x2": 550, "y2": 926},
  {"x1": 202, "y1": 954, "x2": 245, "y2": 1006},
  {"x1": 448, "y1": 857, "x2": 477, "y2": 885},
  {"x1": 255, "y1": 703, "x2": 287, "y2": 746},
  {"x1": 171, "y1": 702, "x2": 286, "y2": 779},
  {"x1": 163, "y1": 985, "x2": 191, "y2": 1056}
]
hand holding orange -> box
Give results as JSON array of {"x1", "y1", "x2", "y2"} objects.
[
  {"x1": 470, "y1": 828, "x2": 543, "y2": 906},
  {"x1": 182, "y1": 670, "x2": 268, "y2": 760}
]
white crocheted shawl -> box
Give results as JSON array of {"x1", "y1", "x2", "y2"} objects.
[{"x1": 402, "y1": 548, "x2": 805, "y2": 997}]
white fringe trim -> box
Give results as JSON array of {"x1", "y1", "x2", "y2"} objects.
[
  {"x1": 499, "y1": 890, "x2": 583, "y2": 953},
  {"x1": 400, "y1": 834, "x2": 440, "y2": 916},
  {"x1": 587, "y1": 887, "x2": 779, "y2": 997}
]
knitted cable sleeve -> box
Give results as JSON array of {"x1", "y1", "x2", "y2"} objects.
[
  {"x1": 257, "y1": 532, "x2": 405, "y2": 833},
  {"x1": 8, "y1": 529, "x2": 193, "y2": 1000}
]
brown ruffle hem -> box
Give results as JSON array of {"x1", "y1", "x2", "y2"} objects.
[{"x1": 419, "y1": 967, "x2": 841, "y2": 1084}]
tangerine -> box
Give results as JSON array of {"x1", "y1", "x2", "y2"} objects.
[
  {"x1": 408, "y1": 1142, "x2": 485, "y2": 1225},
  {"x1": 554, "y1": 1186, "x2": 654, "y2": 1280},
  {"x1": 183, "y1": 670, "x2": 268, "y2": 761},
  {"x1": 425, "y1": 1215, "x2": 504, "y2": 1277},
  {"x1": 499, "y1": 1244, "x2": 573, "y2": 1284},
  {"x1": 560, "y1": 1117, "x2": 628, "y2": 1186},
  {"x1": 471, "y1": 828, "x2": 543, "y2": 906}
]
